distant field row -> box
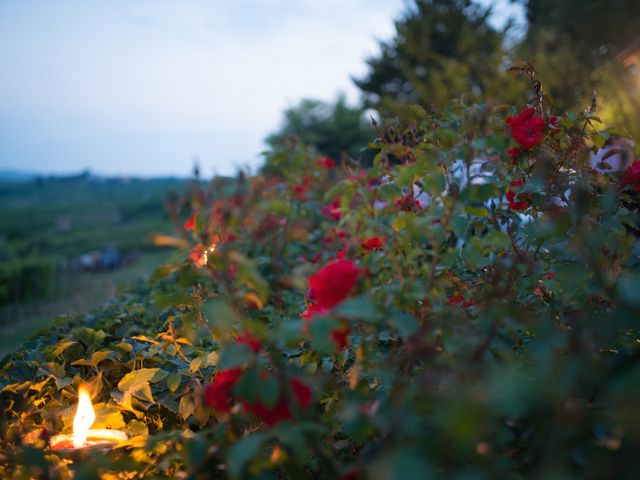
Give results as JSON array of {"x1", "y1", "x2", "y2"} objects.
[{"x1": 0, "y1": 176, "x2": 193, "y2": 309}]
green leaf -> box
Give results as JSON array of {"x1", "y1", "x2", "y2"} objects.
[
  {"x1": 179, "y1": 395, "x2": 195, "y2": 421},
  {"x1": 464, "y1": 205, "x2": 488, "y2": 217},
  {"x1": 28, "y1": 377, "x2": 51, "y2": 392},
  {"x1": 166, "y1": 373, "x2": 182, "y2": 393},
  {"x1": 460, "y1": 183, "x2": 497, "y2": 203},
  {"x1": 592, "y1": 132, "x2": 607, "y2": 149},
  {"x1": 391, "y1": 312, "x2": 419, "y2": 337},
  {"x1": 618, "y1": 271, "x2": 640, "y2": 305},
  {"x1": 190, "y1": 356, "x2": 204, "y2": 373},
  {"x1": 257, "y1": 375, "x2": 280, "y2": 408},
  {"x1": 203, "y1": 299, "x2": 237, "y2": 335},
  {"x1": 309, "y1": 316, "x2": 339, "y2": 354},
  {"x1": 333, "y1": 294, "x2": 379, "y2": 322},
  {"x1": 125, "y1": 419, "x2": 149, "y2": 438},
  {"x1": 118, "y1": 368, "x2": 168, "y2": 392},
  {"x1": 422, "y1": 172, "x2": 446, "y2": 195},
  {"x1": 228, "y1": 432, "x2": 268, "y2": 479},
  {"x1": 51, "y1": 340, "x2": 77, "y2": 357},
  {"x1": 205, "y1": 351, "x2": 219, "y2": 366},
  {"x1": 464, "y1": 236, "x2": 485, "y2": 266},
  {"x1": 92, "y1": 403, "x2": 126, "y2": 430},
  {"x1": 71, "y1": 350, "x2": 113, "y2": 367},
  {"x1": 118, "y1": 368, "x2": 168, "y2": 404},
  {"x1": 218, "y1": 344, "x2": 254, "y2": 370}
]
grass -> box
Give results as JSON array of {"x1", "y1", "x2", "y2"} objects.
[
  {"x1": 0, "y1": 175, "x2": 194, "y2": 354},
  {"x1": 0, "y1": 250, "x2": 178, "y2": 355}
]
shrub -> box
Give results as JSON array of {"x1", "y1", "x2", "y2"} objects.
[{"x1": 1, "y1": 71, "x2": 640, "y2": 479}]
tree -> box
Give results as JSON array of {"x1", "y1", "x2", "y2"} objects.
[
  {"x1": 354, "y1": 0, "x2": 524, "y2": 119},
  {"x1": 518, "y1": 0, "x2": 640, "y2": 140},
  {"x1": 265, "y1": 94, "x2": 374, "y2": 162}
]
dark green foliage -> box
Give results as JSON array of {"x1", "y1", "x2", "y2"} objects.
[
  {"x1": 519, "y1": 0, "x2": 640, "y2": 140},
  {"x1": 1, "y1": 75, "x2": 640, "y2": 479},
  {"x1": 0, "y1": 256, "x2": 56, "y2": 305},
  {"x1": 354, "y1": 0, "x2": 524, "y2": 118},
  {"x1": 265, "y1": 94, "x2": 374, "y2": 163},
  {"x1": 0, "y1": 176, "x2": 186, "y2": 307}
]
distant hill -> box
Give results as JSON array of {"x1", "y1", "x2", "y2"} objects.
[{"x1": 0, "y1": 170, "x2": 37, "y2": 182}]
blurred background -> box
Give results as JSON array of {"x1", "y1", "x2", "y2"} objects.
[{"x1": 1, "y1": 0, "x2": 638, "y2": 352}]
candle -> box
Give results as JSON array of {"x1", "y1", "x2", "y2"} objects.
[{"x1": 49, "y1": 385, "x2": 128, "y2": 452}]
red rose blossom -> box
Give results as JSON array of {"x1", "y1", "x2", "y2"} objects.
[
  {"x1": 330, "y1": 326, "x2": 350, "y2": 350},
  {"x1": 507, "y1": 147, "x2": 522, "y2": 161},
  {"x1": 293, "y1": 177, "x2": 312, "y2": 200},
  {"x1": 448, "y1": 295, "x2": 475, "y2": 308},
  {"x1": 394, "y1": 194, "x2": 423, "y2": 212},
  {"x1": 302, "y1": 260, "x2": 361, "y2": 350},
  {"x1": 316, "y1": 156, "x2": 335, "y2": 169},
  {"x1": 362, "y1": 236, "x2": 386, "y2": 251},
  {"x1": 506, "y1": 180, "x2": 531, "y2": 211},
  {"x1": 242, "y1": 377, "x2": 312, "y2": 426},
  {"x1": 308, "y1": 260, "x2": 361, "y2": 310},
  {"x1": 321, "y1": 199, "x2": 342, "y2": 220},
  {"x1": 204, "y1": 368, "x2": 242, "y2": 413},
  {"x1": 620, "y1": 160, "x2": 640, "y2": 192},
  {"x1": 302, "y1": 303, "x2": 329, "y2": 320},
  {"x1": 206, "y1": 370, "x2": 312, "y2": 426},
  {"x1": 183, "y1": 212, "x2": 196, "y2": 231},
  {"x1": 189, "y1": 244, "x2": 205, "y2": 266},
  {"x1": 237, "y1": 331, "x2": 261, "y2": 354},
  {"x1": 506, "y1": 108, "x2": 546, "y2": 150}
]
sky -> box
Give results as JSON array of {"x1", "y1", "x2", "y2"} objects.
[{"x1": 0, "y1": 0, "x2": 524, "y2": 178}]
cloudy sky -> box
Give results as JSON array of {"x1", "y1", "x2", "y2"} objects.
[{"x1": 0, "y1": 0, "x2": 524, "y2": 177}]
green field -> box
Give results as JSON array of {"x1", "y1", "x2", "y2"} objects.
[{"x1": 0, "y1": 174, "x2": 190, "y2": 352}]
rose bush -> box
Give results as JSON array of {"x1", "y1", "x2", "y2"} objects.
[{"x1": 1, "y1": 70, "x2": 640, "y2": 479}]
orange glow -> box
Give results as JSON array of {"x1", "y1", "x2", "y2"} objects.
[{"x1": 72, "y1": 385, "x2": 96, "y2": 448}]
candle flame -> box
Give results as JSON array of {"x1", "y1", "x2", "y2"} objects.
[
  {"x1": 72, "y1": 385, "x2": 96, "y2": 448},
  {"x1": 202, "y1": 243, "x2": 217, "y2": 265}
]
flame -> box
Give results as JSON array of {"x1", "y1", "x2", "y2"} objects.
[
  {"x1": 201, "y1": 243, "x2": 217, "y2": 265},
  {"x1": 72, "y1": 385, "x2": 96, "y2": 448}
]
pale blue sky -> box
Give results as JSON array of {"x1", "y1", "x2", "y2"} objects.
[{"x1": 0, "y1": 0, "x2": 524, "y2": 177}]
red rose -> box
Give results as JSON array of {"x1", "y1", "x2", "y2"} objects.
[
  {"x1": 189, "y1": 244, "x2": 205, "y2": 266},
  {"x1": 302, "y1": 260, "x2": 361, "y2": 350},
  {"x1": 448, "y1": 295, "x2": 475, "y2": 308},
  {"x1": 204, "y1": 368, "x2": 242, "y2": 413},
  {"x1": 506, "y1": 180, "x2": 531, "y2": 211},
  {"x1": 506, "y1": 108, "x2": 546, "y2": 150},
  {"x1": 394, "y1": 194, "x2": 423, "y2": 212},
  {"x1": 362, "y1": 236, "x2": 386, "y2": 251},
  {"x1": 333, "y1": 228, "x2": 348, "y2": 239},
  {"x1": 316, "y1": 156, "x2": 335, "y2": 169},
  {"x1": 183, "y1": 212, "x2": 196, "y2": 231},
  {"x1": 237, "y1": 331, "x2": 261, "y2": 354},
  {"x1": 507, "y1": 147, "x2": 522, "y2": 161},
  {"x1": 293, "y1": 177, "x2": 312, "y2": 200},
  {"x1": 330, "y1": 326, "x2": 349, "y2": 350},
  {"x1": 322, "y1": 199, "x2": 342, "y2": 220},
  {"x1": 302, "y1": 303, "x2": 329, "y2": 320},
  {"x1": 242, "y1": 377, "x2": 312, "y2": 426},
  {"x1": 620, "y1": 160, "x2": 640, "y2": 192},
  {"x1": 308, "y1": 260, "x2": 361, "y2": 310}
]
